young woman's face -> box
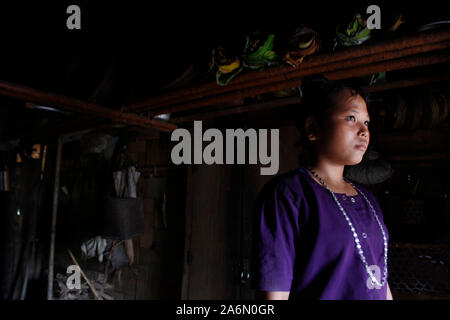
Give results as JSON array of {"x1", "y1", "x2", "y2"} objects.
[{"x1": 314, "y1": 89, "x2": 370, "y2": 166}]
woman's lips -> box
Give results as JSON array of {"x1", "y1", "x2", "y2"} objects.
[{"x1": 355, "y1": 144, "x2": 367, "y2": 151}]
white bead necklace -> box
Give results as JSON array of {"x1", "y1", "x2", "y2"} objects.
[{"x1": 306, "y1": 166, "x2": 388, "y2": 288}]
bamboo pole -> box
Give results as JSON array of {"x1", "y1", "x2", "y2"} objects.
[
  {"x1": 362, "y1": 74, "x2": 450, "y2": 93},
  {"x1": 47, "y1": 136, "x2": 63, "y2": 300},
  {"x1": 0, "y1": 81, "x2": 177, "y2": 132},
  {"x1": 325, "y1": 49, "x2": 450, "y2": 80},
  {"x1": 145, "y1": 50, "x2": 450, "y2": 117},
  {"x1": 171, "y1": 96, "x2": 302, "y2": 123},
  {"x1": 172, "y1": 73, "x2": 450, "y2": 123},
  {"x1": 40, "y1": 145, "x2": 47, "y2": 181},
  {"x1": 141, "y1": 41, "x2": 450, "y2": 116},
  {"x1": 126, "y1": 27, "x2": 450, "y2": 113},
  {"x1": 181, "y1": 166, "x2": 193, "y2": 300},
  {"x1": 67, "y1": 250, "x2": 103, "y2": 300}
]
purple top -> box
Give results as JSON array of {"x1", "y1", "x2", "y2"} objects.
[{"x1": 252, "y1": 167, "x2": 389, "y2": 300}]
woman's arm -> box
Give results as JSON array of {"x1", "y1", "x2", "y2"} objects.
[
  {"x1": 257, "y1": 286, "x2": 392, "y2": 300},
  {"x1": 387, "y1": 283, "x2": 393, "y2": 300},
  {"x1": 256, "y1": 291, "x2": 290, "y2": 300}
]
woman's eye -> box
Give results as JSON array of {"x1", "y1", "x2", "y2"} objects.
[
  {"x1": 364, "y1": 121, "x2": 370, "y2": 126},
  {"x1": 346, "y1": 115, "x2": 356, "y2": 121}
]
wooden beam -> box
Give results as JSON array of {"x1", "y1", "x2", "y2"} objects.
[
  {"x1": 0, "y1": 81, "x2": 177, "y2": 132},
  {"x1": 173, "y1": 73, "x2": 450, "y2": 124},
  {"x1": 144, "y1": 47, "x2": 450, "y2": 117},
  {"x1": 325, "y1": 49, "x2": 450, "y2": 81},
  {"x1": 172, "y1": 97, "x2": 301, "y2": 123},
  {"x1": 125, "y1": 27, "x2": 450, "y2": 114},
  {"x1": 362, "y1": 74, "x2": 450, "y2": 93},
  {"x1": 145, "y1": 49, "x2": 450, "y2": 117},
  {"x1": 13, "y1": 116, "x2": 106, "y2": 142}
]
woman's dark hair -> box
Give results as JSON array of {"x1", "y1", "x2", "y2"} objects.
[{"x1": 295, "y1": 75, "x2": 369, "y2": 162}]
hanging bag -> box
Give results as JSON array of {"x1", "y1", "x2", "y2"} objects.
[{"x1": 101, "y1": 167, "x2": 144, "y2": 240}]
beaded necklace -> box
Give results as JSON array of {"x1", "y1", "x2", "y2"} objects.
[{"x1": 306, "y1": 166, "x2": 388, "y2": 288}]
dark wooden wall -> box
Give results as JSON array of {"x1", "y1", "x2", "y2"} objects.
[
  {"x1": 179, "y1": 83, "x2": 450, "y2": 300},
  {"x1": 98, "y1": 131, "x2": 187, "y2": 299},
  {"x1": 52, "y1": 83, "x2": 448, "y2": 300},
  {"x1": 180, "y1": 112, "x2": 303, "y2": 299}
]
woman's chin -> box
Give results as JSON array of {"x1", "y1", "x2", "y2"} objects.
[{"x1": 347, "y1": 157, "x2": 364, "y2": 166}]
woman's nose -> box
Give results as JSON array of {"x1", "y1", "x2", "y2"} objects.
[{"x1": 358, "y1": 123, "x2": 369, "y2": 137}]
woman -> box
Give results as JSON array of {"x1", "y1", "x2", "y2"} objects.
[{"x1": 252, "y1": 77, "x2": 393, "y2": 300}]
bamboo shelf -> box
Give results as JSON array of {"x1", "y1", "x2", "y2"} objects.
[{"x1": 124, "y1": 26, "x2": 450, "y2": 121}]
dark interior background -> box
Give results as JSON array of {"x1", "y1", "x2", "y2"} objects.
[{"x1": 0, "y1": 0, "x2": 449, "y2": 301}]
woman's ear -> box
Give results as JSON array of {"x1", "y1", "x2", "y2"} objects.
[{"x1": 305, "y1": 117, "x2": 318, "y2": 141}]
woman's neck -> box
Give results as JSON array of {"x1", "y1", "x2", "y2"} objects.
[{"x1": 309, "y1": 160, "x2": 348, "y2": 189}]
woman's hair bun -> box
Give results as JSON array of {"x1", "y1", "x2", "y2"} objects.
[{"x1": 299, "y1": 75, "x2": 337, "y2": 99}]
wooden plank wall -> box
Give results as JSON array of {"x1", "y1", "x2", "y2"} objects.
[
  {"x1": 114, "y1": 130, "x2": 186, "y2": 299},
  {"x1": 180, "y1": 90, "x2": 450, "y2": 299},
  {"x1": 122, "y1": 84, "x2": 448, "y2": 299},
  {"x1": 181, "y1": 112, "x2": 303, "y2": 299}
]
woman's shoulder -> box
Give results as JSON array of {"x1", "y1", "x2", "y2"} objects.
[{"x1": 259, "y1": 167, "x2": 311, "y2": 199}]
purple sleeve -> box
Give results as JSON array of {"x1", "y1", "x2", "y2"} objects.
[{"x1": 253, "y1": 183, "x2": 301, "y2": 292}]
